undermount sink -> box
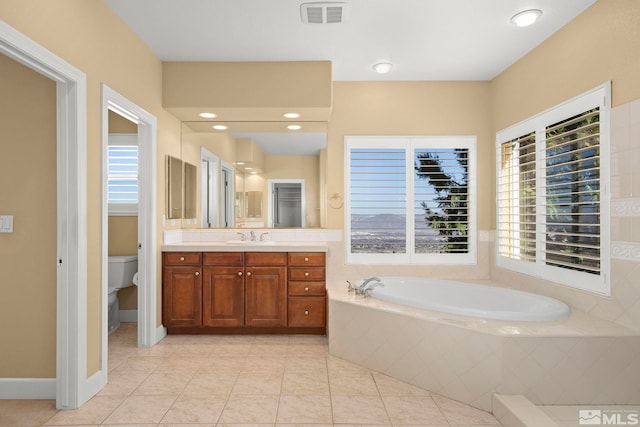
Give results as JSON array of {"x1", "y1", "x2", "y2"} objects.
[{"x1": 226, "y1": 240, "x2": 276, "y2": 245}]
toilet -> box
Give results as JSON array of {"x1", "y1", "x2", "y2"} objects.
[{"x1": 108, "y1": 255, "x2": 138, "y2": 334}]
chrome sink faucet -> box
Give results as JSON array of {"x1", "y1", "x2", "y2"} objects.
[
  {"x1": 236, "y1": 232, "x2": 247, "y2": 241},
  {"x1": 259, "y1": 232, "x2": 270, "y2": 241},
  {"x1": 250, "y1": 230, "x2": 256, "y2": 241}
]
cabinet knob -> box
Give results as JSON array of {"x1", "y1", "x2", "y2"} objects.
[
  {"x1": 180, "y1": 256, "x2": 185, "y2": 261},
  {"x1": 237, "y1": 271, "x2": 243, "y2": 277},
  {"x1": 246, "y1": 271, "x2": 252, "y2": 277},
  {"x1": 304, "y1": 257, "x2": 309, "y2": 262},
  {"x1": 304, "y1": 272, "x2": 310, "y2": 277},
  {"x1": 304, "y1": 287, "x2": 309, "y2": 292},
  {"x1": 194, "y1": 271, "x2": 200, "y2": 276},
  {"x1": 304, "y1": 310, "x2": 309, "y2": 316}
]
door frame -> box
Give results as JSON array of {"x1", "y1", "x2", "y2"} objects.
[
  {"x1": 267, "y1": 179, "x2": 306, "y2": 228},
  {"x1": 0, "y1": 21, "x2": 87, "y2": 408},
  {"x1": 200, "y1": 147, "x2": 220, "y2": 228},
  {"x1": 100, "y1": 85, "x2": 162, "y2": 366}
]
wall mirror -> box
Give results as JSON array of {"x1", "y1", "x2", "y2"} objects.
[
  {"x1": 166, "y1": 155, "x2": 183, "y2": 219},
  {"x1": 180, "y1": 121, "x2": 327, "y2": 229}
]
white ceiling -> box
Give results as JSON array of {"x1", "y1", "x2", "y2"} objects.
[
  {"x1": 234, "y1": 132, "x2": 327, "y2": 155},
  {"x1": 104, "y1": 0, "x2": 596, "y2": 81}
]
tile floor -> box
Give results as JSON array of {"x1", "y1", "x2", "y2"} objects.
[{"x1": 0, "y1": 323, "x2": 502, "y2": 426}]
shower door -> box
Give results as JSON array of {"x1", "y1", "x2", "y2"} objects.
[{"x1": 270, "y1": 180, "x2": 305, "y2": 228}]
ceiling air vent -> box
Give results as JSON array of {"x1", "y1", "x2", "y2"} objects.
[{"x1": 300, "y1": 2, "x2": 348, "y2": 24}]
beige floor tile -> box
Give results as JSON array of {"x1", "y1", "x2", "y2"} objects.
[
  {"x1": 329, "y1": 373, "x2": 379, "y2": 395},
  {"x1": 182, "y1": 372, "x2": 238, "y2": 395},
  {"x1": 102, "y1": 424, "x2": 156, "y2": 427},
  {"x1": 157, "y1": 424, "x2": 215, "y2": 427},
  {"x1": 372, "y1": 372, "x2": 430, "y2": 396},
  {"x1": 382, "y1": 395, "x2": 448, "y2": 425},
  {"x1": 0, "y1": 400, "x2": 58, "y2": 427},
  {"x1": 281, "y1": 371, "x2": 329, "y2": 395},
  {"x1": 331, "y1": 394, "x2": 391, "y2": 424},
  {"x1": 217, "y1": 424, "x2": 274, "y2": 427},
  {"x1": 276, "y1": 394, "x2": 332, "y2": 424},
  {"x1": 432, "y1": 394, "x2": 501, "y2": 426},
  {"x1": 112, "y1": 355, "x2": 166, "y2": 373},
  {"x1": 43, "y1": 396, "x2": 124, "y2": 425},
  {"x1": 98, "y1": 371, "x2": 150, "y2": 396},
  {"x1": 232, "y1": 372, "x2": 283, "y2": 395},
  {"x1": 249, "y1": 344, "x2": 289, "y2": 357},
  {"x1": 326, "y1": 355, "x2": 371, "y2": 376},
  {"x1": 284, "y1": 356, "x2": 328, "y2": 374},
  {"x1": 286, "y1": 344, "x2": 328, "y2": 357},
  {"x1": 214, "y1": 343, "x2": 253, "y2": 356},
  {"x1": 218, "y1": 394, "x2": 279, "y2": 424},
  {"x1": 243, "y1": 356, "x2": 287, "y2": 374},
  {"x1": 198, "y1": 356, "x2": 246, "y2": 374},
  {"x1": 159, "y1": 394, "x2": 227, "y2": 424},
  {"x1": 102, "y1": 395, "x2": 177, "y2": 424},
  {"x1": 287, "y1": 335, "x2": 327, "y2": 345},
  {"x1": 133, "y1": 372, "x2": 193, "y2": 395}
]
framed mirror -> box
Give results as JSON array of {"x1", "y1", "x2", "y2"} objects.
[
  {"x1": 166, "y1": 155, "x2": 183, "y2": 219},
  {"x1": 180, "y1": 121, "x2": 327, "y2": 228}
]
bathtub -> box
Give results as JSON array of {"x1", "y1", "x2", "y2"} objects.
[
  {"x1": 358, "y1": 276, "x2": 570, "y2": 322},
  {"x1": 328, "y1": 278, "x2": 640, "y2": 411}
]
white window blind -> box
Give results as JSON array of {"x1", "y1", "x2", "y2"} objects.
[
  {"x1": 107, "y1": 133, "x2": 138, "y2": 215},
  {"x1": 496, "y1": 83, "x2": 610, "y2": 295},
  {"x1": 346, "y1": 137, "x2": 477, "y2": 265}
]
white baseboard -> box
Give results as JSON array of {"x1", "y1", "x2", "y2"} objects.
[
  {"x1": 119, "y1": 309, "x2": 138, "y2": 323},
  {"x1": 0, "y1": 378, "x2": 56, "y2": 399},
  {"x1": 155, "y1": 324, "x2": 167, "y2": 345},
  {"x1": 83, "y1": 370, "x2": 106, "y2": 403}
]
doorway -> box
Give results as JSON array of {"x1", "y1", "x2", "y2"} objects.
[
  {"x1": 100, "y1": 85, "x2": 161, "y2": 383},
  {"x1": 201, "y1": 147, "x2": 235, "y2": 228},
  {"x1": 268, "y1": 179, "x2": 306, "y2": 228}
]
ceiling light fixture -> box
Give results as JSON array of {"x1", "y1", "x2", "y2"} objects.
[
  {"x1": 236, "y1": 162, "x2": 245, "y2": 165},
  {"x1": 373, "y1": 62, "x2": 393, "y2": 74},
  {"x1": 212, "y1": 125, "x2": 228, "y2": 130},
  {"x1": 510, "y1": 9, "x2": 542, "y2": 27},
  {"x1": 287, "y1": 125, "x2": 302, "y2": 130},
  {"x1": 199, "y1": 112, "x2": 217, "y2": 118},
  {"x1": 284, "y1": 112, "x2": 300, "y2": 119}
]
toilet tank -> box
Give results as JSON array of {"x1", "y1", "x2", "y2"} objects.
[{"x1": 108, "y1": 256, "x2": 138, "y2": 290}]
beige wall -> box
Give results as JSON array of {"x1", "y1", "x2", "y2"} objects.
[
  {"x1": 0, "y1": 0, "x2": 182, "y2": 377},
  {"x1": 0, "y1": 54, "x2": 57, "y2": 378},
  {"x1": 326, "y1": 81, "x2": 493, "y2": 230},
  {"x1": 490, "y1": 0, "x2": 640, "y2": 330}
]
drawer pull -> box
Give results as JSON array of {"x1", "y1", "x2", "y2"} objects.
[
  {"x1": 304, "y1": 287, "x2": 309, "y2": 292},
  {"x1": 304, "y1": 257, "x2": 309, "y2": 262},
  {"x1": 237, "y1": 271, "x2": 243, "y2": 277},
  {"x1": 304, "y1": 272, "x2": 310, "y2": 277},
  {"x1": 194, "y1": 271, "x2": 200, "y2": 277},
  {"x1": 247, "y1": 271, "x2": 252, "y2": 277},
  {"x1": 180, "y1": 256, "x2": 185, "y2": 261},
  {"x1": 304, "y1": 310, "x2": 309, "y2": 316}
]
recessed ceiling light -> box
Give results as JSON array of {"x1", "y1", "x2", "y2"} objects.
[
  {"x1": 199, "y1": 112, "x2": 217, "y2": 118},
  {"x1": 212, "y1": 125, "x2": 228, "y2": 130},
  {"x1": 284, "y1": 112, "x2": 300, "y2": 119},
  {"x1": 287, "y1": 125, "x2": 302, "y2": 130},
  {"x1": 244, "y1": 167, "x2": 253, "y2": 170},
  {"x1": 373, "y1": 62, "x2": 393, "y2": 74},
  {"x1": 236, "y1": 162, "x2": 245, "y2": 165},
  {"x1": 510, "y1": 9, "x2": 542, "y2": 27}
]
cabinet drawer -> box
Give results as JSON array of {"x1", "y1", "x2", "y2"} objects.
[
  {"x1": 245, "y1": 252, "x2": 287, "y2": 266},
  {"x1": 288, "y1": 281, "x2": 326, "y2": 296},
  {"x1": 288, "y1": 267, "x2": 325, "y2": 281},
  {"x1": 203, "y1": 252, "x2": 244, "y2": 266},
  {"x1": 288, "y1": 297, "x2": 325, "y2": 327},
  {"x1": 163, "y1": 252, "x2": 202, "y2": 266},
  {"x1": 288, "y1": 252, "x2": 325, "y2": 266}
]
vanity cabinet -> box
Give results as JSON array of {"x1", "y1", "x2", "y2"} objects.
[
  {"x1": 202, "y1": 252, "x2": 245, "y2": 327},
  {"x1": 287, "y1": 252, "x2": 326, "y2": 327},
  {"x1": 244, "y1": 252, "x2": 287, "y2": 327},
  {"x1": 162, "y1": 250, "x2": 325, "y2": 334},
  {"x1": 162, "y1": 252, "x2": 203, "y2": 327}
]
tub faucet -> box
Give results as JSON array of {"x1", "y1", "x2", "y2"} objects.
[{"x1": 355, "y1": 277, "x2": 383, "y2": 296}]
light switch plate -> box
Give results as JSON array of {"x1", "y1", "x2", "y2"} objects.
[{"x1": 0, "y1": 215, "x2": 14, "y2": 233}]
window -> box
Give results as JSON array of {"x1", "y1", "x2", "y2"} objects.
[
  {"x1": 108, "y1": 133, "x2": 138, "y2": 216},
  {"x1": 345, "y1": 136, "x2": 477, "y2": 264},
  {"x1": 496, "y1": 83, "x2": 610, "y2": 295}
]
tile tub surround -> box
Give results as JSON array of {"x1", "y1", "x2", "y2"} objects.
[
  {"x1": 328, "y1": 288, "x2": 640, "y2": 412},
  {"x1": 0, "y1": 323, "x2": 502, "y2": 426}
]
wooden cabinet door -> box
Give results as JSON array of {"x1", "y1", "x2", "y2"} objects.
[
  {"x1": 245, "y1": 266, "x2": 286, "y2": 327},
  {"x1": 202, "y1": 266, "x2": 244, "y2": 327},
  {"x1": 162, "y1": 266, "x2": 202, "y2": 327}
]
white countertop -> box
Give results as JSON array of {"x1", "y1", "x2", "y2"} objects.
[{"x1": 162, "y1": 241, "x2": 329, "y2": 252}]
